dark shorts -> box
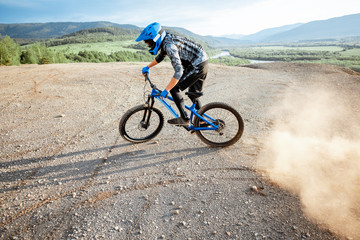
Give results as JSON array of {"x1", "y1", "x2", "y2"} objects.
[{"x1": 178, "y1": 60, "x2": 208, "y2": 91}]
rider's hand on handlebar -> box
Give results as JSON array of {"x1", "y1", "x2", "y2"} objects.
[
  {"x1": 142, "y1": 66, "x2": 150, "y2": 76},
  {"x1": 160, "y1": 89, "x2": 168, "y2": 100}
]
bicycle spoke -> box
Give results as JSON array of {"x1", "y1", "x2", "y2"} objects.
[
  {"x1": 195, "y1": 102, "x2": 244, "y2": 147},
  {"x1": 119, "y1": 105, "x2": 164, "y2": 143}
]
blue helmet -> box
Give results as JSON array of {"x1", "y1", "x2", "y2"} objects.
[{"x1": 136, "y1": 22, "x2": 166, "y2": 55}]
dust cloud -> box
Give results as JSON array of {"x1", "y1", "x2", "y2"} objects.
[{"x1": 258, "y1": 88, "x2": 360, "y2": 239}]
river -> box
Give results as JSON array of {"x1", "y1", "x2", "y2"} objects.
[{"x1": 211, "y1": 50, "x2": 273, "y2": 64}]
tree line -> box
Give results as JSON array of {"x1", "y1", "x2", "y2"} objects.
[
  {"x1": 0, "y1": 36, "x2": 153, "y2": 66},
  {"x1": 0, "y1": 36, "x2": 21, "y2": 65},
  {"x1": 44, "y1": 27, "x2": 139, "y2": 47}
]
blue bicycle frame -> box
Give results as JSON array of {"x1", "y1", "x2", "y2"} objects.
[{"x1": 148, "y1": 88, "x2": 219, "y2": 132}]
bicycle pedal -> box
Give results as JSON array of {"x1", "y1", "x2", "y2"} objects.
[{"x1": 181, "y1": 126, "x2": 192, "y2": 130}]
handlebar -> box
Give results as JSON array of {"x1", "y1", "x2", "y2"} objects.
[
  {"x1": 143, "y1": 73, "x2": 173, "y2": 101},
  {"x1": 144, "y1": 73, "x2": 161, "y2": 93}
]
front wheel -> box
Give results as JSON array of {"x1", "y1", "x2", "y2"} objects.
[
  {"x1": 194, "y1": 102, "x2": 244, "y2": 147},
  {"x1": 119, "y1": 104, "x2": 164, "y2": 143}
]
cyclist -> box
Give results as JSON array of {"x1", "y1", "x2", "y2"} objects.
[{"x1": 136, "y1": 22, "x2": 209, "y2": 126}]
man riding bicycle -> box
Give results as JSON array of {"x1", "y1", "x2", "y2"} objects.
[{"x1": 136, "y1": 22, "x2": 209, "y2": 126}]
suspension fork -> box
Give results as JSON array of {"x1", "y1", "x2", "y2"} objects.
[{"x1": 142, "y1": 96, "x2": 155, "y2": 129}]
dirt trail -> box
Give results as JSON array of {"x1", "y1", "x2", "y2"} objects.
[{"x1": 0, "y1": 62, "x2": 359, "y2": 239}]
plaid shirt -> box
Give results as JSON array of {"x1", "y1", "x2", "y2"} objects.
[{"x1": 155, "y1": 33, "x2": 208, "y2": 80}]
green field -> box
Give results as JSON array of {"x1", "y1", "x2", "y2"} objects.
[
  {"x1": 228, "y1": 45, "x2": 360, "y2": 72},
  {"x1": 249, "y1": 45, "x2": 345, "y2": 52},
  {"x1": 39, "y1": 42, "x2": 360, "y2": 72},
  {"x1": 2, "y1": 29, "x2": 360, "y2": 72},
  {"x1": 340, "y1": 48, "x2": 360, "y2": 56},
  {"x1": 49, "y1": 40, "x2": 139, "y2": 54},
  {"x1": 246, "y1": 45, "x2": 360, "y2": 57}
]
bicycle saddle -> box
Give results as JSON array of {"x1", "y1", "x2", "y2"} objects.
[{"x1": 185, "y1": 92, "x2": 203, "y2": 98}]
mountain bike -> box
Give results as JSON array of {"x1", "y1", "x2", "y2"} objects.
[{"x1": 119, "y1": 74, "x2": 244, "y2": 147}]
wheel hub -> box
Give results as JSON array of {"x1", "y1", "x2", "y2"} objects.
[
  {"x1": 215, "y1": 119, "x2": 225, "y2": 135},
  {"x1": 139, "y1": 120, "x2": 149, "y2": 130}
]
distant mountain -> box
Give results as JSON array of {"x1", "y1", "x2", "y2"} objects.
[
  {"x1": 0, "y1": 21, "x2": 140, "y2": 39},
  {"x1": 165, "y1": 26, "x2": 200, "y2": 39},
  {"x1": 187, "y1": 13, "x2": 360, "y2": 45},
  {"x1": 1, "y1": 13, "x2": 359, "y2": 46},
  {"x1": 166, "y1": 26, "x2": 250, "y2": 47},
  {"x1": 241, "y1": 23, "x2": 304, "y2": 42},
  {"x1": 217, "y1": 34, "x2": 245, "y2": 40},
  {"x1": 264, "y1": 13, "x2": 360, "y2": 42}
]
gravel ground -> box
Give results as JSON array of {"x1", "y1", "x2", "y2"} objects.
[{"x1": 0, "y1": 62, "x2": 359, "y2": 240}]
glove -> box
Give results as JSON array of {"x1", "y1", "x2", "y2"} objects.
[
  {"x1": 160, "y1": 89, "x2": 169, "y2": 99},
  {"x1": 142, "y1": 66, "x2": 150, "y2": 75}
]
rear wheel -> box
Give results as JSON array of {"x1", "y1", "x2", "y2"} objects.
[
  {"x1": 194, "y1": 102, "x2": 244, "y2": 147},
  {"x1": 119, "y1": 105, "x2": 164, "y2": 143}
]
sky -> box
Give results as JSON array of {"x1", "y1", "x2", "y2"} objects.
[{"x1": 0, "y1": 0, "x2": 359, "y2": 36}]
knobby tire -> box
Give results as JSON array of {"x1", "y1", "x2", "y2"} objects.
[
  {"x1": 194, "y1": 102, "x2": 244, "y2": 147},
  {"x1": 119, "y1": 104, "x2": 164, "y2": 143}
]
